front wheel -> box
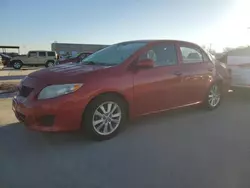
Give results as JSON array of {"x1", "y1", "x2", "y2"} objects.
[
  {"x1": 83, "y1": 95, "x2": 127, "y2": 141},
  {"x1": 204, "y1": 83, "x2": 222, "y2": 110},
  {"x1": 12, "y1": 61, "x2": 23, "y2": 69}
]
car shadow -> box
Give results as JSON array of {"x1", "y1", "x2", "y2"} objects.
[
  {"x1": 131, "y1": 106, "x2": 194, "y2": 122},
  {"x1": 127, "y1": 105, "x2": 204, "y2": 130},
  {"x1": 1, "y1": 90, "x2": 249, "y2": 148},
  {"x1": 0, "y1": 122, "x2": 94, "y2": 148},
  {"x1": 0, "y1": 107, "x2": 200, "y2": 147},
  {"x1": 127, "y1": 90, "x2": 250, "y2": 132}
]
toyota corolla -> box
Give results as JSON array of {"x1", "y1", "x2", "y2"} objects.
[{"x1": 12, "y1": 40, "x2": 230, "y2": 140}]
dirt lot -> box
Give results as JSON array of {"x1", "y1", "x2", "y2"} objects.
[
  {"x1": 0, "y1": 82, "x2": 18, "y2": 91},
  {"x1": 0, "y1": 99, "x2": 17, "y2": 126}
]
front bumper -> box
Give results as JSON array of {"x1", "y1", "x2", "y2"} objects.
[
  {"x1": 12, "y1": 95, "x2": 84, "y2": 132},
  {"x1": 12, "y1": 77, "x2": 88, "y2": 132}
]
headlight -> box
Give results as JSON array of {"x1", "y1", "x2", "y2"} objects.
[{"x1": 38, "y1": 83, "x2": 83, "y2": 100}]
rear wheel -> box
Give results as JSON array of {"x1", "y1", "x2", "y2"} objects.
[
  {"x1": 45, "y1": 61, "x2": 54, "y2": 68},
  {"x1": 205, "y1": 83, "x2": 221, "y2": 110},
  {"x1": 12, "y1": 61, "x2": 23, "y2": 69},
  {"x1": 83, "y1": 95, "x2": 127, "y2": 141}
]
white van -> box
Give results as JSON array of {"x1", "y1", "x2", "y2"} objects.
[{"x1": 227, "y1": 56, "x2": 250, "y2": 88}]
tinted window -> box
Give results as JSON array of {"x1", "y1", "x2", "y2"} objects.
[
  {"x1": 180, "y1": 47, "x2": 203, "y2": 64},
  {"x1": 38, "y1": 52, "x2": 46, "y2": 57},
  {"x1": 82, "y1": 42, "x2": 147, "y2": 66},
  {"x1": 29, "y1": 52, "x2": 37, "y2": 57},
  {"x1": 47, "y1": 52, "x2": 55, "y2": 56},
  {"x1": 140, "y1": 44, "x2": 177, "y2": 66}
]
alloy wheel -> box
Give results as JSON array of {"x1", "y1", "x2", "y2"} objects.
[
  {"x1": 14, "y1": 62, "x2": 21, "y2": 69},
  {"x1": 47, "y1": 62, "x2": 54, "y2": 67},
  {"x1": 92, "y1": 101, "x2": 122, "y2": 135},
  {"x1": 208, "y1": 85, "x2": 221, "y2": 107}
]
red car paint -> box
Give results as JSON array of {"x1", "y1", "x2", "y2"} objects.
[
  {"x1": 58, "y1": 52, "x2": 93, "y2": 64},
  {"x1": 12, "y1": 40, "x2": 230, "y2": 132}
]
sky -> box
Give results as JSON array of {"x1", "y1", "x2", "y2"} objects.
[{"x1": 1, "y1": 0, "x2": 250, "y2": 53}]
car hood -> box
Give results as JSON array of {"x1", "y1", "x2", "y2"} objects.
[
  {"x1": 28, "y1": 63, "x2": 109, "y2": 84},
  {"x1": 0, "y1": 53, "x2": 11, "y2": 59}
]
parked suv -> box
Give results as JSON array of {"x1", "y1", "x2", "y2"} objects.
[
  {"x1": 10, "y1": 51, "x2": 57, "y2": 69},
  {"x1": 12, "y1": 40, "x2": 230, "y2": 140}
]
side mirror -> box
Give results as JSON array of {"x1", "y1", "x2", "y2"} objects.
[{"x1": 137, "y1": 59, "x2": 154, "y2": 68}]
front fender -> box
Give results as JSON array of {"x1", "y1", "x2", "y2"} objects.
[{"x1": 11, "y1": 58, "x2": 24, "y2": 63}]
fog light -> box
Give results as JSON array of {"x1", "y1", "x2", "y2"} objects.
[{"x1": 38, "y1": 115, "x2": 55, "y2": 127}]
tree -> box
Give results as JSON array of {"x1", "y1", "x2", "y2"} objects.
[
  {"x1": 223, "y1": 47, "x2": 233, "y2": 53},
  {"x1": 208, "y1": 48, "x2": 216, "y2": 55},
  {"x1": 201, "y1": 44, "x2": 216, "y2": 55}
]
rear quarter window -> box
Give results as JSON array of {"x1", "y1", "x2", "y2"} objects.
[{"x1": 47, "y1": 52, "x2": 56, "y2": 57}]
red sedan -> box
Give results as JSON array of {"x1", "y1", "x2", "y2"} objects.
[{"x1": 12, "y1": 40, "x2": 230, "y2": 140}]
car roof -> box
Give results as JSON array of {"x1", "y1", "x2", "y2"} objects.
[{"x1": 119, "y1": 40, "x2": 199, "y2": 46}]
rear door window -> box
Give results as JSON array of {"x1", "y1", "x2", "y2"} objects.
[{"x1": 47, "y1": 52, "x2": 55, "y2": 57}]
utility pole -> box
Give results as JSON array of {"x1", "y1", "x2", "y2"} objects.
[{"x1": 209, "y1": 43, "x2": 212, "y2": 51}]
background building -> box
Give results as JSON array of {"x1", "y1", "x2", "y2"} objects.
[{"x1": 51, "y1": 43, "x2": 109, "y2": 57}]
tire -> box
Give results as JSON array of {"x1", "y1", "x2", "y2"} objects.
[
  {"x1": 12, "y1": 61, "x2": 23, "y2": 69},
  {"x1": 204, "y1": 83, "x2": 222, "y2": 110},
  {"x1": 45, "y1": 61, "x2": 54, "y2": 68},
  {"x1": 83, "y1": 95, "x2": 127, "y2": 141}
]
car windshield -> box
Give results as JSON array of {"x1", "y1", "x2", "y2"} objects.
[{"x1": 81, "y1": 42, "x2": 147, "y2": 66}]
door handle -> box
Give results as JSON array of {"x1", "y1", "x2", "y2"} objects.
[{"x1": 173, "y1": 71, "x2": 182, "y2": 76}]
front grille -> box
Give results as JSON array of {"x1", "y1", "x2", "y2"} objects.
[{"x1": 19, "y1": 86, "x2": 33, "y2": 97}]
